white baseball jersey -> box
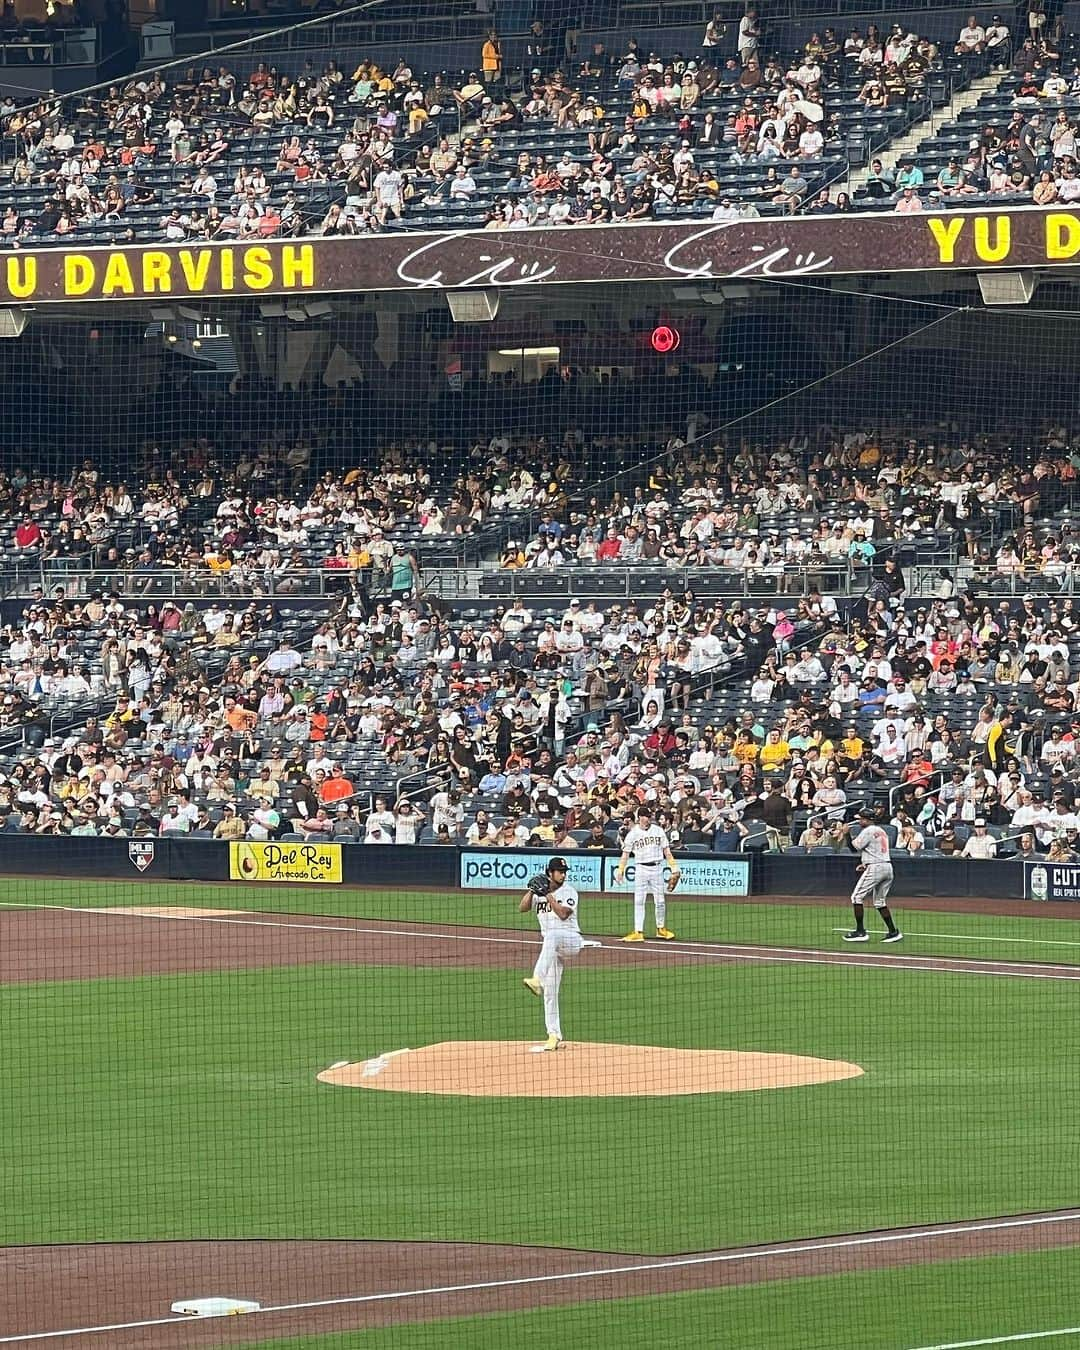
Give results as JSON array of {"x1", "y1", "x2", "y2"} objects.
[
  {"x1": 622, "y1": 824, "x2": 670, "y2": 866},
  {"x1": 852, "y1": 825, "x2": 891, "y2": 863},
  {"x1": 534, "y1": 882, "x2": 580, "y2": 935}
]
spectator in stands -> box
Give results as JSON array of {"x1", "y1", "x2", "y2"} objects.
[
  {"x1": 955, "y1": 16, "x2": 986, "y2": 55},
  {"x1": 985, "y1": 15, "x2": 1011, "y2": 65}
]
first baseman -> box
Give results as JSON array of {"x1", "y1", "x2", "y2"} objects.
[
  {"x1": 520, "y1": 857, "x2": 583, "y2": 1050},
  {"x1": 615, "y1": 805, "x2": 680, "y2": 941},
  {"x1": 841, "y1": 807, "x2": 902, "y2": 943}
]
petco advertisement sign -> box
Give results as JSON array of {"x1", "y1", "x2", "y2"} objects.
[
  {"x1": 604, "y1": 857, "x2": 750, "y2": 897},
  {"x1": 459, "y1": 850, "x2": 749, "y2": 897},
  {"x1": 460, "y1": 851, "x2": 602, "y2": 892}
]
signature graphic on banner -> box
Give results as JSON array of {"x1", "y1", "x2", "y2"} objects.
[
  {"x1": 396, "y1": 232, "x2": 558, "y2": 288},
  {"x1": 662, "y1": 222, "x2": 835, "y2": 280},
  {"x1": 394, "y1": 222, "x2": 835, "y2": 291}
]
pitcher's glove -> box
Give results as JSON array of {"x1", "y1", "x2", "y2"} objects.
[
  {"x1": 527, "y1": 873, "x2": 552, "y2": 896},
  {"x1": 667, "y1": 869, "x2": 682, "y2": 892}
]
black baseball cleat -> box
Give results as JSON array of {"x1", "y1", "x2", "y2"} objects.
[
  {"x1": 842, "y1": 930, "x2": 870, "y2": 942},
  {"x1": 882, "y1": 931, "x2": 904, "y2": 943}
]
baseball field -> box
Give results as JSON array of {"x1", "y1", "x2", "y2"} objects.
[{"x1": 1, "y1": 875, "x2": 1078, "y2": 1349}]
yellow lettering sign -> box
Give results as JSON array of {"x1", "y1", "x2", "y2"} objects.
[
  {"x1": 973, "y1": 215, "x2": 1011, "y2": 263},
  {"x1": 221, "y1": 248, "x2": 235, "y2": 290},
  {"x1": 927, "y1": 217, "x2": 964, "y2": 264},
  {"x1": 141, "y1": 252, "x2": 172, "y2": 293},
  {"x1": 229, "y1": 841, "x2": 342, "y2": 884},
  {"x1": 178, "y1": 249, "x2": 212, "y2": 291},
  {"x1": 6, "y1": 255, "x2": 36, "y2": 299},
  {"x1": 242, "y1": 246, "x2": 274, "y2": 290},
  {"x1": 102, "y1": 253, "x2": 135, "y2": 295},
  {"x1": 1046, "y1": 212, "x2": 1080, "y2": 259},
  {"x1": 281, "y1": 244, "x2": 314, "y2": 288},
  {"x1": 64, "y1": 254, "x2": 95, "y2": 296}
]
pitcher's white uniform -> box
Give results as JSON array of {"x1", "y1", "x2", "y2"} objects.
[
  {"x1": 621, "y1": 823, "x2": 671, "y2": 932},
  {"x1": 530, "y1": 881, "x2": 583, "y2": 1042},
  {"x1": 850, "y1": 823, "x2": 894, "y2": 907}
]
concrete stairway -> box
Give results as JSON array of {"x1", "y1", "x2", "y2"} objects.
[{"x1": 846, "y1": 66, "x2": 1012, "y2": 194}]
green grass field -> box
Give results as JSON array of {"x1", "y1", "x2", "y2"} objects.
[
  {"x1": 2, "y1": 876, "x2": 1079, "y2": 1348},
  {"x1": 230, "y1": 1247, "x2": 1080, "y2": 1350},
  {"x1": 3, "y1": 959, "x2": 1074, "y2": 1251}
]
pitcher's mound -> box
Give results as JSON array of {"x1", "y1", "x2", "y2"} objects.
[{"x1": 317, "y1": 1041, "x2": 863, "y2": 1098}]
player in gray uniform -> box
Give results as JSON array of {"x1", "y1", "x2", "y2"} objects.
[
  {"x1": 840, "y1": 807, "x2": 902, "y2": 943},
  {"x1": 520, "y1": 857, "x2": 583, "y2": 1050}
]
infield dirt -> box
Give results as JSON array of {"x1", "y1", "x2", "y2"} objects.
[{"x1": 317, "y1": 1039, "x2": 864, "y2": 1097}]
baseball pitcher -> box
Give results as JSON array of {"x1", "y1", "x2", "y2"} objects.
[{"x1": 520, "y1": 857, "x2": 583, "y2": 1051}]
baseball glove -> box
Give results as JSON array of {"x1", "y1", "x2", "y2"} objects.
[
  {"x1": 667, "y1": 869, "x2": 682, "y2": 892},
  {"x1": 527, "y1": 873, "x2": 552, "y2": 896}
]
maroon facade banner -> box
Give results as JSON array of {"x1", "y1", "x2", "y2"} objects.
[{"x1": 0, "y1": 208, "x2": 1067, "y2": 305}]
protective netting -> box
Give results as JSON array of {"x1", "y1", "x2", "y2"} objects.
[{"x1": 1, "y1": 266, "x2": 1080, "y2": 1350}]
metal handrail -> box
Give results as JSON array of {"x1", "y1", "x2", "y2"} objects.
[
  {"x1": 887, "y1": 766, "x2": 949, "y2": 819},
  {"x1": 492, "y1": 561, "x2": 861, "y2": 600}
]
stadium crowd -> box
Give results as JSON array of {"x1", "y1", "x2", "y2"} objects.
[
  {"x1": 1, "y1": 420, "x2": 1080, "y2": 861},
  {"x1": 0, "y1": 7, "x2": 979, "y2": 239},
  {"x1": 0, "y1": 423, "x2": 1072, "y2": 590}
]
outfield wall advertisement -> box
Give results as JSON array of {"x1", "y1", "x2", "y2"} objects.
[
  {"x1": 0, "y1": 834, "x2": 1032, "y2": 899},
  {"x1": 459, "y1": 850, "x2": 603, "y2": 893},
  {"x1": 229, "y1": 841, "x2": 343, "y2": 884},
  {"x1": 1024, "y1": 861, "x2": 1080, "y2": 902},
  {"x1": 602, "y1": 857, "x2": 750, "y2": 897},
  {"x1": 459, "y1": 850, "x2": 750, "y2": 897}
]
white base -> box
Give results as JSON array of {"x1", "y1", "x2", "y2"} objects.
[{"x1": 171, "y1": 1297, "x2": 261, "y2": 1317}]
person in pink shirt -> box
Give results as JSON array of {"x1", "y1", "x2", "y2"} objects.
[{"x1": 772, "y1": 610, "x2": 795, "y2": 654}]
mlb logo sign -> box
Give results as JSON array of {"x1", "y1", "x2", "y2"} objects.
[{"x1": 129, "y1": 841, "x2": 155, "y2": 873}]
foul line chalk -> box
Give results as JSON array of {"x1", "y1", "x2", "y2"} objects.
[{"x1": 3, "y1": 1211, "x2": 1080, "y2": 1344}]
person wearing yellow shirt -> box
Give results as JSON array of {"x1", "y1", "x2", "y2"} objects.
[
  {"x1": 733, "y1": 730, "x2": 760, "y2": 764},
  {"x1": 759, "y1": 729, "x2": 792, "y2": 771},
  {"x1": 213, "y1": 804, "x2": 247, "y2": 840},
  {"x1": 481, "y1": 29, "x2": 502, "y2": 83},
  {"x1": 840, "y1": 730, "x2": 864, "y2": 766},
  {"x1": 985, "y1": 712, "x2": 1006, "y2": 770},
  {"x1": 104, "y1": 697, "x2": 137, "y2": 729}
]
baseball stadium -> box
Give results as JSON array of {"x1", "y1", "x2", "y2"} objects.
[{"x1": 3, "y1": 1, "x2": 1080, "y2": 1346}]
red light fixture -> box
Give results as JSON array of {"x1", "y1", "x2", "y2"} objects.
[{"x1": 650, "y1": 325, "x2": 680, "y2": 353}]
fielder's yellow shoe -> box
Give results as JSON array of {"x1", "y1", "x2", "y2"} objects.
[
  {"x1": 523, "y1": 977, "x2": 542, "y2": 996},
  {"x1": 655, "y1": 926, "x2": 676, "y2": 940},
  {"x1": 622, "y1": 930, "x2": 645, "y2": 942},
  {"x1": 543, "y1": 1035, "x2": 562, "y2": 1051}
]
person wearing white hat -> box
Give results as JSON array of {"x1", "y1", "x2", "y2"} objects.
[{"x1": 961, "y1": 820, "x2": 998, "y2": 859}]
